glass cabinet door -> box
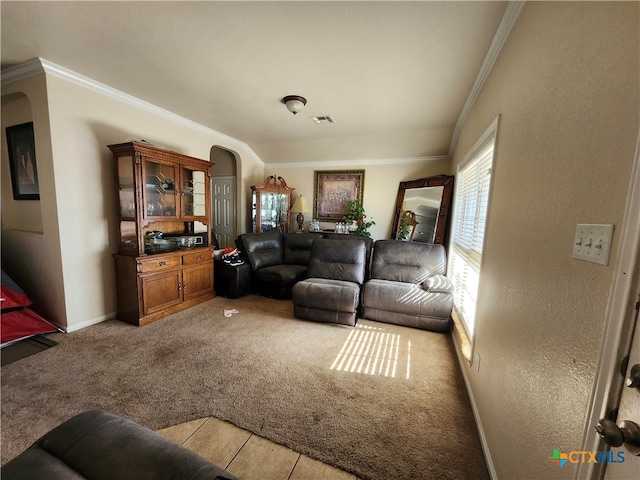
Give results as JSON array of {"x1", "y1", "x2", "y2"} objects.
[
  {"x1": 143, "y1": 158, "x2": 177, "y2": 218},
  {"x1": 259, "y1": 192, "x2": 290, "y2": 232},
  {"x1": 181, "y1": 166, "x2": 207, "y2": 218},
  {"x1": 251, "y1": 191, "x2": 258, "y2": 233},
  {"x1": 117, "y1": 155, "x2": 137, "y2": 252},
  {"x1": 260, "y1": 192, "x2": 275, "y2": 231}
]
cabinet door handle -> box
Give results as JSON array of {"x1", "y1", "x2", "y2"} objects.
[
  {"x1": 158, "y1": 261, "x2": 167, "y2": 267},
  {"x1": 195, "y1": 255, "x2": 202, "y2": 260},
  {"x1": 182, "y1": 282, "x2": 187, "y2": 290},
  {"x1": 177, "y1": 283, "x2": 182, "y2": 290}
]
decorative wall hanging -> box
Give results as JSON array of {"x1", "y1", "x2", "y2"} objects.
[
  {"x1": 313, "y1": 170, "x2": 364, "y2": 222},
  {"x1": 6, "y1": 122, "x2": 39, "y2": 200}
]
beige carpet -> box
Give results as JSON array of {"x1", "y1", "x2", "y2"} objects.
[{"x1": 1, "y1": 295, "x2": 488, "y2": 480}]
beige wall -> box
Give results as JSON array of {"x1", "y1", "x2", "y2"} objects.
[
  {"x1": 1, "y1": 73, "x2": 67, "y2": 327},
  {"x1": 450, "y1": 2, "x2": 639, "y2": 478},
  {"x1": 1, "y1": 93, "x2": 43, "y2": 233},
  {"x1": 273, "y1": 159, "x2": 451, "y2": 239},
  {"x1": 1, "y1": 65, "x2": 265, "y2": 330}
]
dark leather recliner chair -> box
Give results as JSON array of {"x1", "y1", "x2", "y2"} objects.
[
  {"x1": 292, "y1": 237, "x2": 367, "y2": 326},
  {"x1": 1, "y1": 410, "x2": 237, "y2": 480},
  {"x1": 237, "y1": 231, "x2": 323, "y2": 298},
  {"x1": 361, "y1": 240, "x2": 453, "y2": 332}
]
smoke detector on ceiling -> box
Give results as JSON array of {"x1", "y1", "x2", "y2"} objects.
[{"x1": 312, "y1": 116, "x2": 335, "y2": 124}]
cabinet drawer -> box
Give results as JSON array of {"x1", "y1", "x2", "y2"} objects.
[
  {"x1": 139, "y1": 256, "x2": 181, "y2": 272},
  {"x1": 182, "y1": 251, "x2": 210, "y2": 265}
]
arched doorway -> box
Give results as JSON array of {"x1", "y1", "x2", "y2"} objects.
[{"x1": 210, "y1": 146, "x2": 239, "y2": 249}]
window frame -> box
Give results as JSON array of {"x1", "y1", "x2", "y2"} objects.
[{"x1": 449, "y1": 116, "x2": 499, "y2": 345}]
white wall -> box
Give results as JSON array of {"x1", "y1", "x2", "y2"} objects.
[
  {"x1": 451, "y1": 3, "x2": 639, "y2": 478},
  {"x1": 1, "y1": 62, "x2": 265, "y2": 331}
]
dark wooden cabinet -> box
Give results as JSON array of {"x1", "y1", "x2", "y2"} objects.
[{"x1": 108, "y1": 141, "x2": 215, "y2": 326}]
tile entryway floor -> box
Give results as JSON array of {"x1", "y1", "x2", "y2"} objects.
[{"x1": 157, "y1": 416, "x2": 358, "y2": 480}]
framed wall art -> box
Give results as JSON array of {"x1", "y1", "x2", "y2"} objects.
[
  {"x1": 6, "y1": 122, "x2": 40, "y2": 200},
  {"x1": 313, "y1": 170, "x2": 364, "y2": 221}
]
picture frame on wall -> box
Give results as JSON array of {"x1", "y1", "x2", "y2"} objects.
[
  {"x1": 313, "y1": 170, "x2": 364, "y2": 221},
  {"x1": 6, "y1": 122, "x2": 40, "y2": 200}
]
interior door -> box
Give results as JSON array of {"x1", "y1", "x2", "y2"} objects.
[
  {"x1": 582, "y1": 138, "x2": 640, "y2": 480},
  {"x1": 212, "y1": 176, "x2": 235, "y2": 249},
  {"x1": 604, "y1": 295, "x2": 640, "y2": 479}
]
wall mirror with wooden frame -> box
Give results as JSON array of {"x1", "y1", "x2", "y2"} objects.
[{"x1": 390, "y1": 174, "x2": 454, "y2": 245}]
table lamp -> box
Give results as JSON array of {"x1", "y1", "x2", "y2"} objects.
[{"x1": 290, "y1": 195, "x2": 310, "y2": 232}]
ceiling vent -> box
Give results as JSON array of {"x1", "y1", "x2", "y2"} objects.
[{"x1": 312, "y1": 116, "x2": 335, "y2": 124}]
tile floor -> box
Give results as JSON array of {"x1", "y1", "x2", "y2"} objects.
[{"x1": 157, "y1": 416, "x2": 358, "y2": 480}]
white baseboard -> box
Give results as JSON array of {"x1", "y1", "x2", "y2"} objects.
[
  {"x1": 63, "y1": 312, "x2": 115, "y2": 333},
  {"x1": 452, "y1": 335, "x2": 498, "y2": 480}
]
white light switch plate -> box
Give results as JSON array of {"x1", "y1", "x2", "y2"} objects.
[{"x1": 572, "y1": 224, "x2": 614, "y2": 266}]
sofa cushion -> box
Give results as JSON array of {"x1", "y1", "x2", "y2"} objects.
[
  {"x1": 363, "y1": 279, "x2": 453, "y2": 318},
  {"x1": 292, "y1": 278, "x2": 361, "y2": 326},
  {"x1": 307, "y1": 238, "x2": 367, "y2": 285},
  {"x1": 370, "y1": 240, "x2": 447, "y2": 284},
  {"x1": 282, "y1": 233, "x2": 324, "y2": 266},
  {"x1": 362, "y1": 279, "x2": 453, "y2": 331},
  {"x1": 254, "y1": 264, "x2": 307, "y2": 287},
  {"x1": 321, "y1": 234, "x2": 374, "y2": 280},
  {"x1": 240, "y1": 231, "x2": 283, "y2": 270}
]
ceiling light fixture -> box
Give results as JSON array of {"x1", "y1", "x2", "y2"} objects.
[{"x1": 281, "y1": 95, "x2": 307, "y2": 115}]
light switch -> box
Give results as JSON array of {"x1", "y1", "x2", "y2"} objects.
[{"x1": 572, "y1": 224, "x2": 614, "y2": 266}]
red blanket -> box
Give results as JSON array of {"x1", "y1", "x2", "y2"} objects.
[{"x1": 1, "y1": 270, "x2": 58, "y2": 345}]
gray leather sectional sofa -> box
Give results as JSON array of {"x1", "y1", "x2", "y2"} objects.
[
  {"x1": 236, "y1": 231, "x2": 372, "y2": 299},
  {"x1": 237, "y1": 232, "x2": 453, "y2": 332}
]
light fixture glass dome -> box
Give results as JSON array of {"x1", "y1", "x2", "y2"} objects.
[{"x1": 282, "y1": 95, "x2": 307, "y2": 115}]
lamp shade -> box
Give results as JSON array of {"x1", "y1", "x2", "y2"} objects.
[{"x1": 290, "y1": 195, "x2": 310, "y2": 213}]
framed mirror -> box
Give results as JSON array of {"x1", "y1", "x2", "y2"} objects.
[{"x1": 390, "y1": 174, "x2": 454, "y2": 245}]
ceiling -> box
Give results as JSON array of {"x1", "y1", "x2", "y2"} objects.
[{"x1": 1, "y1": 1, "x2": 509, "y2": 165}]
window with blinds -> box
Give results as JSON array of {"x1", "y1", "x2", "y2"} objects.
[{"x1": 449, "y1": 133, "x2": 495, "y2": 339}]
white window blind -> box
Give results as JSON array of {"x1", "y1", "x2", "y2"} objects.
[{"x1": 449, "y1": 139, "x2": 494, "y2": 337}]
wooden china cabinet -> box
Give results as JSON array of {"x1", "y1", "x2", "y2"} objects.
[
  {"x1": 251, "y1": 175, "x2": 294, "y2": 233},
  {"x1": 108, "y1": 141, "x2": 215, "y2": 326}
]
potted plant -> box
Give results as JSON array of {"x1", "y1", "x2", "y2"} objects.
[
  {"x1": 343, "y1": 200, "x2": 376, "y2": 237},
  {"x1": 397, "y1": 211, "x2": 411, "y2": 241}
]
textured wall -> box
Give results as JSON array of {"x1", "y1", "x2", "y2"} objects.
[{"x1": 451, "y1": 2, "x2": 639, "y2": 478}]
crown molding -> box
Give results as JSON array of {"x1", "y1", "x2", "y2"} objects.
[
  {"x1": 1, "y1": 57, "x2": 265, "y2": 167},
  {"x1": 0, "y1": 58, "x2": 45, "y2": 85},
  {"x1": 448, "y1": 1, "x2": 526, "y2": 157},
  {"x1": 267, "y1": 155, "x2": 449, "y2": 170}
]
